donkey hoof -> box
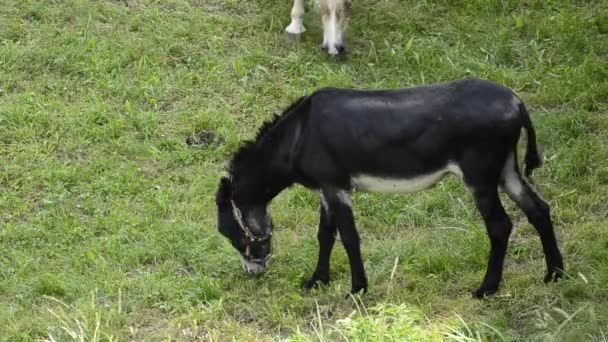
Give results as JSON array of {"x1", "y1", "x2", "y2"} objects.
[
  {"x1": 543, "y1": 268, "x2": 563, "y2": 283},
  {"x1": 344, "y1": 287, "x2": 367, "y2": 299},
  {"x1": 472, "y1": 287, "x2": 498, "y2": 299},
  {"x1": 302, "y1": 275, "x2": 329, "y2": 290},
  {"x1": 349, "y1": 284, "x2": 368, "y2": 295}
]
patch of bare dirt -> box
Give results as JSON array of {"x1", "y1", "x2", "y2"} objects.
[{"x1": 186, "y1": 130, "x2": 224, "y2": 147}]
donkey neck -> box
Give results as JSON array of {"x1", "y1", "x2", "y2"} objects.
[
  {"x1": 231, "y1": 110, "x2": 305, "y2": 204},
  {"x1": 258, "y1": 114, "x2": 302, "y2": 196}
]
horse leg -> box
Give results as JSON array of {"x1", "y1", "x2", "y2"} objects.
[
  {"x1": 286, "y1": 0, "x2": 306, "y2": 38},
  {"x1": 319, "y1": 0, "x2": 347, "y2": 55}
]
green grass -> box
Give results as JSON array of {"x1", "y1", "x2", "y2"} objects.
[{"x1": 1, "y1": 0, "x2": 607, "y2": 340}]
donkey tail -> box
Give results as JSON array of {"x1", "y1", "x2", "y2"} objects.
[{"x1": 519, "y1": 102, "x2": 543, "y2": 177}]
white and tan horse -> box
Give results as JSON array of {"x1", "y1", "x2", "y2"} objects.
[{"x1": 285, "y1": 0, "x2": 351, "y2": 55}]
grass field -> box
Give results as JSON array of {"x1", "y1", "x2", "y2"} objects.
[{"x1": 1, "y1": 0, "x2": 608, "y2": 340}]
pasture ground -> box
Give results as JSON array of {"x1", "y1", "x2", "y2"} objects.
[{"x1": 1, "y1": 0, "x2": 607, "y2": 340}]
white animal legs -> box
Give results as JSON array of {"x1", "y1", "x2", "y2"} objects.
[
  {"x1": 319, "y1": 0, "x2": 349, "y2": 55},
  {"x1": 286, "y1": 0, "x2": 350, "y2": 55},
  {"x1": 286, "y1": 0, "x2": 306, "y2": 35}
]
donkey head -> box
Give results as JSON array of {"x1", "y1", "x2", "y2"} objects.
[{"x1": 215, "y1": 177, "x2": 272, "y2": 275}]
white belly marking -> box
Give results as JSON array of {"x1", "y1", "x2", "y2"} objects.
[{"x1": 351, "y1": 163, "x2": 462, "y2": 193}]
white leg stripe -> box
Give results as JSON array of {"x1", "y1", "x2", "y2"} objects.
[{"x1": 502, "y1": 153, "x2": 524, "y2": 199}]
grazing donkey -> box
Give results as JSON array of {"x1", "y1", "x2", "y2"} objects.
[
  {"x1": 285, "y1": 0, "x2": 351, "y2": 55},
  {"x1": 215, "y1": 78, "x2": 564, "y2": 298}
]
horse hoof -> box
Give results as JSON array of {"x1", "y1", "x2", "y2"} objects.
[
  {"x1": 285, "y1": 23, "x2": 305, "y2": 42},
  {"x1": 324, "y1": 45, "x2": 346, "y2": 57},
  {"x1": 285, "y1": 31, "x2": 303, "y2": 42},
  {"x1": 331, "y1": 45, "x2": 345, "y2": 55}
]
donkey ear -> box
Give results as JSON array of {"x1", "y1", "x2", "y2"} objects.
[{"x1": 215, "y1": 177, "x2": 232, "y2": 206}]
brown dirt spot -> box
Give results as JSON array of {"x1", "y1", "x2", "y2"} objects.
[{"x1": 186, "y1": 130, "x2": 224, "y2": 147}]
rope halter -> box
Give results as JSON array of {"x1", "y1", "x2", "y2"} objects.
[{"x1": 230, "y1": 200, "x2": 272, "y2": 243}]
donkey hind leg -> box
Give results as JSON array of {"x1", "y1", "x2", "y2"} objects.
[
  {"x1": 501, "y1": 152, "x2": 564, "y2": 283},
  {"x1": 303, "y1": 194, "x2": 337, "y2": 289},
  {"x1": 322, "y1": 189, "x2": 368, "y2": 294},
  {"x1": 286, "y1": 0, "x2": 306, "y2": 38},
  {"x1": 470, "y1": 186, "x2": 513, "y2": 298}
]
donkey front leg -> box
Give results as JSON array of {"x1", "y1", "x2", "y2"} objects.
[
  {"x1": 472, "y1": 187, "x2": 513, "y2": 298},
  {"x1": 323, "y1": 189, "x2": 368, "y2": 294},
  {"x1": 303, "y1": 195, "x2": 337, "y2": 289},
  {"x1": 285, "y1": 0, "x2": 306, "y2": 38}
]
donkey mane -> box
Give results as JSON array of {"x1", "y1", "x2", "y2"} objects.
[{"x1": 229, "y1": 96, "x2": 307, "y2": 174}]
